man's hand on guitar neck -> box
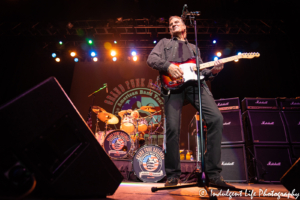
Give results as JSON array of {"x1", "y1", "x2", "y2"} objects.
[
  {"x1": 168, "y1": 64, "x2": 184, "y2": 79},
  {"x1": 211, "y1": 60, "x2": 224, "y2": 75}
]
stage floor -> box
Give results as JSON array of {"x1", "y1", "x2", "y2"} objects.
[{"x1": 108, "y1": 181, "x2": 296, "y2": 200}]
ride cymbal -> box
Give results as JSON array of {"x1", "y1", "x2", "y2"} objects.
[
  {"x1": 92, "y1": 106, "x2": 106, "y2": 114},
  {"x1": 140, "y1": 106, "x2": 156, "y2": 113},
  {"x1": 98, "y1": 112, "x2": 119, "y2": 124}
]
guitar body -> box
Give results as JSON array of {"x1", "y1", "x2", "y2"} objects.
[
  {"x1": 160, "y1": 52, "x2": 260, "y2": 90},
  {"x1": 161, "y1": 57, "x2": 199, "y2": 90}
]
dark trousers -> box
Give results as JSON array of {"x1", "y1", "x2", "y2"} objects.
[{"x1": 163, "y1": 84, "x2": 223, "y2": 179}]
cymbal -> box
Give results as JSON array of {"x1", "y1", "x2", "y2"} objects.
[
  {"x1": 140, "y1": 106, "x2": 156, "y2": 113},
  {"x1": 98, "y1": 112, "x2": 119, "y2": 124},
  {"x1": 92, "y1": 106, "x2": 106, "y2": 114}
]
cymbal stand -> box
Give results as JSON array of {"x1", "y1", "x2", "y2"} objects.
[{"x1": 147, "y1": 112, "x2": 163, "y2": 145}]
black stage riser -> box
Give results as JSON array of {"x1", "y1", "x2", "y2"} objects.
[{"x1": 0, "y1": 77, "x2": 123, "y2": 198}]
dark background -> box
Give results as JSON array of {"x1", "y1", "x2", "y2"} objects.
[{"x1": 0, "y1": 0, "x2": 299, "y2": 149}]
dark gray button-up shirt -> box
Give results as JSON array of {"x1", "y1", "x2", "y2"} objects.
[{"x1": 147, "y1": 38, "x2": 215, "y2": 95}]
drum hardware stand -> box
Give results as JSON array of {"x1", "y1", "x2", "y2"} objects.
[
  {"x1": 88, "y1": 83, "x2": 107, "y2": 136},
  {"x1": 151, "y1": 5, "x2": 250, "y2": 199},
  {"x1": 147, "y1": 111, "x2": 163, "y2": 145}
]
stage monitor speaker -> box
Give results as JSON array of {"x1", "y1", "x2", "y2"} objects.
[
  {"x1": 243, "y1": 110, "x2": 288, "y2": 144},
  {"x1": 0, "y1": 77, "x2": 123, "y2": 198},
  {"x1": 220, "y1": 144, "x2": 248, "y2": 182},
  {"x1": 221, "y1": 110, "x2": 244, "y2": 144},
  {"x1": 280, "y1": 157, "x2": 300, "y2": 199},
  {"x1": 252, "y1": 145, "x2": 291, "y2": 182},
  {"x1": 281, "y1": 111, "x2": 300, "y2": 143}
]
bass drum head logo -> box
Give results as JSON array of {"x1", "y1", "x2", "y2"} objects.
[
  {"x1": 133, "y1": 145, "x2": 165, "y2": 182},
  {"x1": 103, "y1": 130, "x2": 131, "y2": 159}
]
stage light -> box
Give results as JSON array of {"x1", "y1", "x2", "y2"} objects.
[
  {"x1": 237, "y1": 52, "x2": 242, "y2": 55},
  {"x1": 234, "y1": 59, "x2": 239, "y2": 62},
  {"x1": 91, "y1": 51, "x2": 96, "y2": 57},
  {"x1": 114, "y1": 41, "x2": 117, "y2": 44},
  {"x1": 112, "y1": 57, "x2": 117, "y2": 61},
  {"x1": 131, "y1": 51, "x2": 137, "y2": 56},
  {"x1": 55, "y1": 58, "x2": 60, "y2": 62},
  {"x1": 52, "y1": 53, "x2": 56, "y2": 58},
  {"x1": 59, "y1": 41, "x2": 63, "y2": 45},
  {"x1": 74, "y1": 58, "x2": 79, "y2": 62},
  {"x1": 216, "y1": 52, "x2": 222, "y2": 57},
  {"x1": 88, "y1": 39, "x2": 93, "y2": 45},
  {"x1": 93, "y1": 57, "x2": 98, "y2": 62},
  {"x1": 213, "y1": 56, "x2": 219, "y2": 61},
  {"x1": 111, "y1": 50, "x2": 117, "y2": 56},
  {"x1": 70, "y1": 52, "x2": 76, "y2": 57},
  {"x1": 133, "y1": 56, "x2": 138, "y2": 61},
  {"x1": 153, "y1": 40, "x2": 157, "y2": 44},
  {"x1": 213, "y1": 40, "x2": 217, "y2": 44}
]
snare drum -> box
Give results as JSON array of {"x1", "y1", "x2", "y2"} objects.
[
  {"x1": 103, "y1": 130, "x2": 132, "y2": 159},
  {"x1": 132, "y1": 145, "x2": 166, "y2": 182},
  {"x1": 120, "y1": 116, "x2": 136, "y2": 133},
  {"x1": 137, "y1": 118, "x2": 148, "y2": 132}
]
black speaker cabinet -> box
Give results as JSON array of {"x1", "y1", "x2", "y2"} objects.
[
  {"x1": 0, "y1": 77, "x2": 123, "y2": 198},
  {"x1": 281, "y1": 111, "x2": 300, "y2": 143},
  {"x1": 221, "y1": 110, "x2": 244, "y2": 144},
  {"x1": 220, "y1": 144, "x2": 248, "y2": 182},
  {"x1": 243, "y1": 110, "x2": 288, "y2": 144},
  {"x1": 281, "y1": 158, "x2": 300, "y2": 199},
  {"x1": 252, "y1": 145, "x2": 292, "y2": 182}
]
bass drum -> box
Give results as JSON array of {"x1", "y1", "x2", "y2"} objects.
[
  {"x1": 103, "y1": 130, "x2": 132, "y2": 159},
  {"x1": 132, "y1": 145, "x2": 166, "y2": 182}
]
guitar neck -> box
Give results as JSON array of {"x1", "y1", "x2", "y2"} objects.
[{"x1": 199, "y1": 55, "x2": 240, "y2": 70}]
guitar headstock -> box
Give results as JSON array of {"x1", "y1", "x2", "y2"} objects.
[{"x1": 238, "y1": 52, "x2": 260, "y2": 59}]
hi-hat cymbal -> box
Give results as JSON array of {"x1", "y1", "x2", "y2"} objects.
[
  {"x1": 92, "y1": 106, "x2": 106, "y2": 114},
  {"x1": 140, "y1": 106, "x2": 156, "y2": 113},
  {"x1": 98, "y1": 112, "x2": 119, "y2": 124}
]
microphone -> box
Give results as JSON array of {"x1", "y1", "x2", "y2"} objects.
[
  {"x1": 181, "y1": 4, "x2": 188, "y2": 19},
  {"x1": 181, "y1": 4, "x2": 201, "y2": 19}
]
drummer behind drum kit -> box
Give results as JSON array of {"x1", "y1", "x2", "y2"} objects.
[{"x1": 92, "y1": 105, "x2": 166, "y2": 182}]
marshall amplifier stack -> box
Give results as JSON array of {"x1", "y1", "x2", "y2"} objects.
[
  {"x1": 242, "y1": 97, "x2": 292, "y2": 182},
  {"x1": 278, "y1": 98, "x2": 300, "y2": 163},
  {"x1": 208, "y1": 98, "x2": 247, "y2": 182}
]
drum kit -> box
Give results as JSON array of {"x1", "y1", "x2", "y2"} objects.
[{"x1": 92, "y1": 105, "x2": 166, "y2": 182}]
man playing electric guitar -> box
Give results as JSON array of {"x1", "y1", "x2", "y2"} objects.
[{"x1": 147, "y1": 15, "x2": 234, "y2": 188}]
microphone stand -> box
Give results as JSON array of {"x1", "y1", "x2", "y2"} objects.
[{"x1": 151, "y1": 5, "x2": 250, "y2": 199}]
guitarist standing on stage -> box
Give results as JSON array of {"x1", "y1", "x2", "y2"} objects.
[{"x1": 147, "y1": 16, "x2": 234, "y2": 188}]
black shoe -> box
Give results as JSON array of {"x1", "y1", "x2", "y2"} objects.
[
  {"x1": 209, "y1": 177, "x2": 235, "y2": 189},
  {"x1": 165, "y1": 177, "x2": 180, "y2": 187}
]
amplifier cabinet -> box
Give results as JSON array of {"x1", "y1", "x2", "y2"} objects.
[
  {"x1": 242, "y1": 98, "x2": 279, "y2": 112},
  {"x1": 221, "y1": 110, "x2": 244, "y2": 144},
  {"x1": 243, "y1": 110, "x2": 288, "y2": 144},
  {"x1": 249, "y1": 145, "x2": 292, "y2": 183},
  {"x1": 278, "y1": 98, "x2": 300, "y2": 110},
  {"x1": 215, "y1": 97, "x2": 240, "y2": 111},
  {"x1": 220, "y1": 144, "x2": 248, "y2": 182},
  {"x1": 281, "y1": 111, "x2": 300, "y2": 144}
]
